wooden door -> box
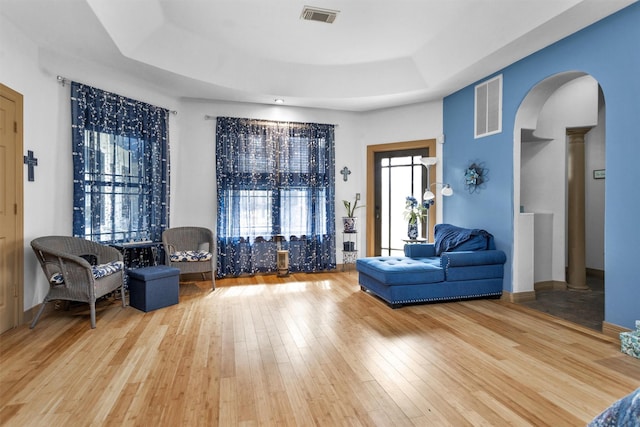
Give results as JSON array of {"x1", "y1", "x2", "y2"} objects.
[
  {"x1": 0, "y1": 83, "x2": 24, "y2": 333},
  {"x1": 366, "y1": 139, "x2": 437, "y2": 257}
]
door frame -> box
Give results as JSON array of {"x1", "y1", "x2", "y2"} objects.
[
  {"x1": 0, "y1": 83, "x2": 24, "y2": 329},
  {"x1": 366, "y1": 139, "x2": 437, "y2": 256}
]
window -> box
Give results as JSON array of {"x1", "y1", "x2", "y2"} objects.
[
  {"x1": 71, "y1": 82, "x2": 169, "y2": 243},
  {"x1": 216, "y1": 117, "x2": 335, "y2": 276}
]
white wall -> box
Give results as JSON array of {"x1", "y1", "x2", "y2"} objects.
[
  {"x1": 358, "y1": 102, "x2": 445, "y2": 225},
  {"x1": 172, "y1": 100, "x2": 363, "y2": 234},
  {"x1": 1, "y1": 14, "x2": 180, "y2": 310},
  {"x1": 173, "y1": 99, "x2": 443, "y2": 261},
  {"x1": 584, "y1": 91, "x2": 606, "y2": 270},
  {"x1": 2, "y1": 12, "x2": 443, "y2": 310}
]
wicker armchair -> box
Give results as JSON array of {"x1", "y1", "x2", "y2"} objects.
[
  {"x1": 162, "y1": 227, "x2": 215, "y2": 289},
  {"x1": 30, "y1": 236, "x2": 126, "y2": 329}
]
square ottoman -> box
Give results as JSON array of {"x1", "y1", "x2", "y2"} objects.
[{"x1": 128, "y1": 265, "x2": 180, "y2": 312}]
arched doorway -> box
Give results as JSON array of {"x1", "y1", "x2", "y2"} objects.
[{"x1": 512, "y1": 72, "x2": 605, "y2": 331}]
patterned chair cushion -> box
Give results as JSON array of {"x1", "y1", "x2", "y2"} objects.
[
  {"x1": 170, "y1": 250, "x2": 213, "y2": 262},
  {"x1": 50, "y1": 260, "x2": 125, "y2": 285}
]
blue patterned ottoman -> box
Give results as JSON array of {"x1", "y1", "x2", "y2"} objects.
[{"x1": 128, "y1": 266, "x2": 180, "y2": 312}]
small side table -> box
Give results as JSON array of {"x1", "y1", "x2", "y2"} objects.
[
  {"x1": 342, "y1": 230, "x2": 358, "y2": 271},
  {"x1": 110, "y1": 241, "x2": 165, "y2": 269}
]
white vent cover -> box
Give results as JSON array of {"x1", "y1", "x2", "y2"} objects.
[
  {"x1": 301, "y1": 6, "x2": 339, "y2": 23},
  {"x1": 475, "y1": 74, "x2": 503, "y2": 138}
]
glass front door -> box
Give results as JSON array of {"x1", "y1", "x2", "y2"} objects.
[{"x1": 374, "y1": 149, "x2": 431, "y2": 256}]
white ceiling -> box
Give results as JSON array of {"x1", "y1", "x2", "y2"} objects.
[{"x1": 1, "y1": 0, "x2": 635, "y2": 111}]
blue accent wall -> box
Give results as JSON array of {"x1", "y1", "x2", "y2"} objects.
[{"x1": 443, "y1": 2, "x2": 640, "y2": 329}]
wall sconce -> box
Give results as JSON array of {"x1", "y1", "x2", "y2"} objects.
[
  {"x1": 423, "y1": 183, "x2": 453, "y2": 201},
  {"x1": 419, "y1": 157, "x2": 453, "y2": 200}
]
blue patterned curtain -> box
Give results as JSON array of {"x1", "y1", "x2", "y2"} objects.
[
  {"x1": 216, "y1": 117, "x2": 336, "y2": 276},
  {"x1": 71, "y1": 82, "x2": 169, "y2": 243}
]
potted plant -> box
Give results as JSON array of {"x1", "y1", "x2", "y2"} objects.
[{"x1": 342, "y1": 197, "x2": 363, "y2": 233}]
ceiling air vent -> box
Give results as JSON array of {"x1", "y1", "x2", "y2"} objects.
[{"x1": 301, "y1": 6, "x2": 339, "y2": 24}]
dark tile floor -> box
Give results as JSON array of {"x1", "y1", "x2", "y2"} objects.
[{"x1": 519, "y1": 276, "x2": 604, "y2": 331}]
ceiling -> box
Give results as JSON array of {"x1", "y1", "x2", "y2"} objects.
[{"x1": 1, "y1": 0, "x2": 635, "y2": 111}]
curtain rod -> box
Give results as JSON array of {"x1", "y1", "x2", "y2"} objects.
[
  {"x1": 204, "y1": 115, "x2": 338, "y2": 126},
  {"x1": 57, "y1": 76, "x2": 178, "y2": 115}
]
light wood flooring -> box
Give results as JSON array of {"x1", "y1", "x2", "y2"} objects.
[{"x1": 1, "y1": 271, "x2": 639, "y2": 426}]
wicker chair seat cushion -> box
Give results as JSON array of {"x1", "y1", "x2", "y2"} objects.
[
  {"x1": 170, "y1": 250, "x2": 213, "y2": 262},
  {"x1": 50, "y1": 260, "x2": 125, "y2": 285}
]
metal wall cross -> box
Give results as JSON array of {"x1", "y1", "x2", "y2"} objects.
[
  {"x1": 340, "y1": 166, "x2": 351, "y2": 182},
  {"x1": 24, "y1": 150, "x2": 38, "y2": 182}
]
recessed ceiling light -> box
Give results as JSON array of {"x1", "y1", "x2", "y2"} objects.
[{"x1": 274, "y1": 99, "x2": 285, "y2": 104}]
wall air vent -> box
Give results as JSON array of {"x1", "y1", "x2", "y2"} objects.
[
  {"x1": 475, "y1": 74, "x2": 503, "y2": 138},
  {"x1": 301, "y1": 6, "x2": 339, "y2": 24}
]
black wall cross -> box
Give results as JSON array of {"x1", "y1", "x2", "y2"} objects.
[
  {"x1": 24, "y1": 150, "x2": 38, "y2": 182},
  {"x1": 340, "y1": 166, "x2": 351, "y2": 182}
]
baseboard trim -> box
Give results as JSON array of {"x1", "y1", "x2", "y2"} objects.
[
  {"x1": 586, "y1": 268, "x2": 605, "y2": 280},
  {"x1": 23, "y1": 301, "x2": 58, "y2": 326},
  {"x1": 501, "y1": 290, "x2": 536, "y2": 303},
  {"x1": 602, "y1": 321, "x2": 630, "y2": 341},
  {"x1": 534, "y1": 280, "x2": 567, "y2": 291}
]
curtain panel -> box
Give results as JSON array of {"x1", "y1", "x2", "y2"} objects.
[
  {"x1": 216, "y1": 117, "x2": 336, "y2": 276},
  {"x1": 71, "y1": 82, "x2": 169, "y2": 243}
]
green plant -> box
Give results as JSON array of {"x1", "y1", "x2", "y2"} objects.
[{"x1": 343, "y1": 197, "x2": 364, "y2": 218}]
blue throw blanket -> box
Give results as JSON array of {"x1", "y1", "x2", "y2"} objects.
[{"x1": 434, "y1": 224, "x2": 493, "y2": 255}]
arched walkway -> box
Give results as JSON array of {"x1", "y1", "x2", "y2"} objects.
[{"x1": 512, "y1": 72, "x2": 605, "y2": 330}]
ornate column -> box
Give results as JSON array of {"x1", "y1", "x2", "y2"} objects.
[{"x1": 566, "y1": 127, "x2": 591, "y2": 290}]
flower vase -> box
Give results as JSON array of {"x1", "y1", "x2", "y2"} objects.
[{"x1": 407, "y1": 221, "x2": 418, "y2": 239}]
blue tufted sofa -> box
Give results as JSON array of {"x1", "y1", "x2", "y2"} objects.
[{"x1": 356, "y1": 224, "x2": 507, "y2": 307}]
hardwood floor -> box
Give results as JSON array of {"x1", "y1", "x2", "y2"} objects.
[{"x1": 1, "y1": 271, "x2": 639, "y2": 426}]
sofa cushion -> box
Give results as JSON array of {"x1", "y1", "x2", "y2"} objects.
[
  {"x1": 356, "y1": 256, "x2": 445, "y2": 285},
  {"x1": 434, "y1": 224, "x2": 494, "y2": 255},
  {"x1": 441, "y1": 250, "x2": 507, "y2": 268},
  {"x1": 404, "y1": 243, "x2": 436, "y2": 258},
  {"x1": 445, "y1": 264, "x2": 506, "y2": 282},
  {"x1": 50, "y1": 260, "x2": 125, "y2": 285}
]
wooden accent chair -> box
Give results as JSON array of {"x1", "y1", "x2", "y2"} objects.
[
  {"x1": 162, "y1": 227, "x2": 215, "y2": 289},
  {"x1": 30, "y1": 236, "x2": 126, "y2": 329}
]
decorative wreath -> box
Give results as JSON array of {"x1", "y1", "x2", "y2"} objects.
[{"x1": 464, "y1": 162, "x2": 487, "y2": 193}]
